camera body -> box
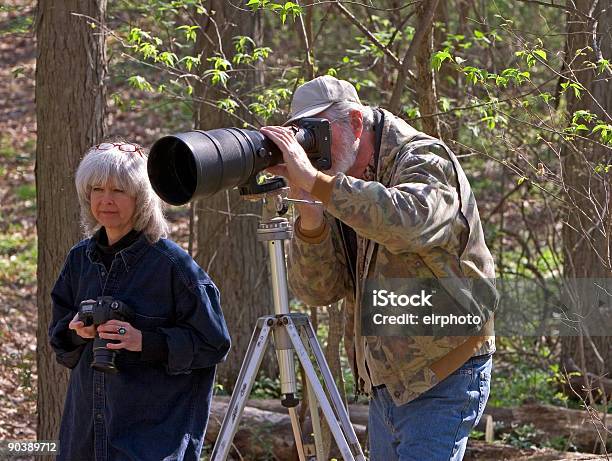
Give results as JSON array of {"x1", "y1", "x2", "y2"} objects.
[
  {"x1": 290, "y1": 117, "x2": 332, "y2": 170},
  {"x1": 78, "y1": 296, "x2": 133, "y2": 373}
]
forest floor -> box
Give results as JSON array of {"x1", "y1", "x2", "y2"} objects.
[
  {"x1": 0, "y1": 1, "x2": 609, "y2": 460},
  {"x1": 0, "y1": 0, "x2": 38, "y2": 441}
]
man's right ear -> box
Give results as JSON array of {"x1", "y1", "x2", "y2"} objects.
[{"x1": 349, "y1": 109, "x2": 364, "y2": 138}]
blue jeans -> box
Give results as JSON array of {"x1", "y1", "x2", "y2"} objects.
[{"x1": 368, "y1": 354, "x2": 492, "y2": 461}]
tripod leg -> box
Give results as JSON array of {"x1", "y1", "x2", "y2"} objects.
[
  {"x1": 304, "y1": 370, "x2": 325, "y2": 460},
  {"x1": 302, "y1": 320, "x2": 366, "y2": 461},
  {"x1": 299, "y1": 328, "x2": 325, "y2": 460},
  {"x1": 211, "y1": 317, "x2": 274, "y2": 461},
  {"x1": 288, "y1": 406, "x2": 307, "y2": 461},
  {"x1": 284, "y1": 318, "x2": 362, "y2": 461}
]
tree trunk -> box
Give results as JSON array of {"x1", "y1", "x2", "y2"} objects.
[
  {"x1": 35, "y1": 0, "x2": 107, "y2": 449},
  {"x1": 193, "y1": 1, "x2": 275, "y2": 390},
  {"x1": 560, "y1": 0, "x2": 612, "y2": 413},
  {"x1": 414, "y1": 1, "x2": 441, "y2": 138}
]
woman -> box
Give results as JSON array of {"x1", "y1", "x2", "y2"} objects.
[{"x1": 49, "y1": 140, "x2": 231, "y2": 461}]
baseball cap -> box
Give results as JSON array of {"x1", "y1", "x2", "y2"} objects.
[{"x1": 283, "y1": 75, "x2": 361, "y2": 125}]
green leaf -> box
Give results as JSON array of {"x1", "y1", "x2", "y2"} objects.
[
  {"x1": 203, "y1": 66, "x2": 230, "y2": 86},
  {"x1": 217, "y1": 97, "x2": 239, "y2": 113},
  {"x1": 439, "y1": 97, "x2": 451, "y2": 112},
  {"x1": 597, "y1": 58, "x2": 611, "y2": 75},
  {"x1": 533, "y1": 49, "x2": 547, "y2": 61},
  {"x1": 181, "y1": 56, "x2": 201, "y2": 72},
  {"x1": 526, "y1": 54, "x2": 536, "y2": 68},
  {"x1": 517, "y1": 177, "x2": 527, "y2": 185},
  {"x1": 232, "y1": 53, "x2": 249, "y2": 65},
  {"x1": 157, "y1": 51, "x2": 178, "y2": 67},
  {"x1": 127, "y1": 75, "x2": 154, "y2": 92},
  {"x1": 404, "y1": 107, "x2": 420, "y2": 119},
  {"x1": 572, "y1": 109, "x2": 596, "y2": 124},
  {"x1": 253, "y1": 46, "x2": 272, "y2": 60},
  {"x1": 110, "y1": 92, "x2": 123, "y2": 108},
  {"x1": 593, "y1": 123, "x2": 612, "y2": 144},
  {"x1": 431, "y1": 49, "x2": 452, "y2": 71},
  {"x1": 11, "y1": 66, "x2": 25, "y2": 79},
  {"x1": 246, "y1": 0, "x2": 266, "y2": 10},
  {"x1": 176, "y1": 25, "x2": 200, "y2": 42},
  {"x1": 207, "y1": 56, "x2": 232, "y2": 71},
  {"x1": 234, "y1": 35, "x2": 256, "y2": 53},
  {"x1": 538, "y1": 92, "x2": 553, "y2": 104},
  {"x1": 463, "y1": 66, "x2": 486, "y2": 85},
  {"x1": 138, "y1": 42, "x2": 159, "y2": 60},
  {"x1": 495, "y1": 75, "x2": 508, "y2": 87},
  {"x1": 576, "y1": 123, "x2": 589, "y2": 132},
  {"x1": 561, "y1": 82, "x2": 585, "y2": 99},
  {"x1": 473, "y1": 29, "x2": 491, "y2": 45}
]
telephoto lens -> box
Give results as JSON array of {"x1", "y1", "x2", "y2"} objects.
[{"x1": 147, "y1": 118, "x2": 332, "y2": 205}]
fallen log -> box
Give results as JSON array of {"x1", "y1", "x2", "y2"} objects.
[
  {"x1": 474, "y1": 404, "x2": 612, "y2": 452},
  {"x1": 206, "y1": 399, "x2": 296, "y2": 460},
  {"x1": 465, "y1": 440, "x2": 607, "y2": 460},
  {"x1": 207, "y1": 397, "x2": 366, "y2": 460},
  {"x1": 213, "y1": 395, "x2": 370, "y2": 426},
  {"x1": 214, "y1": 396, "x2": 611, "y2": 452},
  {"x1": 209, "y1": 397, "x2": 610, "y2": 459}
]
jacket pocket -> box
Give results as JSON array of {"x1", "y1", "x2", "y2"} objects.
[{"x1": 129, "y1": 312, "x2": 170, "y2": 331}]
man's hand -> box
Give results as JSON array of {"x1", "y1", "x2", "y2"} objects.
[
  {"x1": 261, "y1": 126, "x2": 325, "y2": 229},
  {"x1": 260, "y1": 126, "x2": 319, "y2": 192},
  {"x1": 98, "y1": 320, "x2": 143, "y2": 352},
  {"x1": 68, "y1": 313, "x2": 96, "y2": 339}
]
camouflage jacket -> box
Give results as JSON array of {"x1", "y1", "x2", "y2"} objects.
[{"x1": 288, "y1": 109, "x2": 496, "y2": 405}]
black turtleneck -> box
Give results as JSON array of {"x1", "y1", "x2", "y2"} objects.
[
  {"x1": 93, "y1": 227, "x2": 169, "y2": 363},
  {"x1": 94, "y1": 227, "x2": 141, "y2": 271}
]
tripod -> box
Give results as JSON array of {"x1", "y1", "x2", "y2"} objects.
[{"x1": 210, "y1": 188, "x2": 365, "y2": 461}]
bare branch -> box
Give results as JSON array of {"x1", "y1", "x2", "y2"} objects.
[
  {"x1": 295, "y1": 0, "x2": 316, "y2": 80},
  {"x1": 512, "y1": 0, "x2": 593, "y2": 19},
  {"x1": 334, "y1": 1, "x2": 407, "y2": 73}
]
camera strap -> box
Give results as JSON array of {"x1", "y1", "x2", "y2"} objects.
[
  {"x1": 373, "y1": 107, "x2": 384, "y2": 174},
  {"x1": 335, "y1": 108, "x2": 386, "y2": 295}
]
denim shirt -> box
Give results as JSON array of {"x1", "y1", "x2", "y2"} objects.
[{"x1": 49, "y1": 233, "x2": 231, "y2": 461}]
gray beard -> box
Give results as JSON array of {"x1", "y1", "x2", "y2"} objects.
[{"x1": 325, "y1": 130, "x2": 359, "y2": 175}]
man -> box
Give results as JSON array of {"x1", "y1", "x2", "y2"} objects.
[{"x1": 262, "y1": 75, "x2": 495, "y2": 461}]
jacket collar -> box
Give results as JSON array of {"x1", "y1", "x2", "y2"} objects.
[
  {"x1": 85, "y1": 230, "x2": 151, "y2": 272},
  {"x1": 376, "y1": 108, "x2": 422, "y2": 185}
]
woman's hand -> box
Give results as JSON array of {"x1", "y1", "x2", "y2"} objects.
[
  {"x1": 68, "y1": 313, "x2": 97, "y2": 339},
  {"x1": 98, "y1": 320, "x2": 143, "y2": 352}
]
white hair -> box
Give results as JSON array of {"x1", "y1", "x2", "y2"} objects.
[
  {"x1": 318, "y1": 102, "x2": 374, "y2": 174},
  {"x1": 75, "y1": 142, "x2": 169, "y2": 243},
  {"x1": 320, "y1": 101, "x2": 375, "y2": 130}
]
